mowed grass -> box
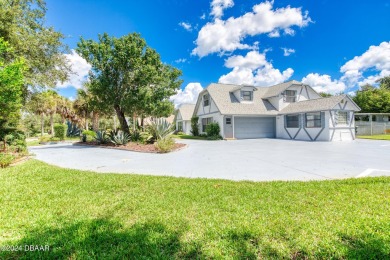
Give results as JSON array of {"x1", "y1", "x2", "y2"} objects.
[
  {"x1": 358, "y1": 134, "x2": 390, "y2": 140},
  {"x1": 172, "y1": 134, "x2": 208, "y2": 140},
  {"x1": 1, "y1": 161, "x2": 390, "y2": 259}
]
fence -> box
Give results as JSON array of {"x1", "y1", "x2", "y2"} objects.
[{"x1": 356, "y1": 121, "x2": 390, "y2": 135}]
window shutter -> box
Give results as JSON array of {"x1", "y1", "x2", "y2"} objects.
[{"x1": 321, "y1": 112, "x2": 325, "y2": 127}]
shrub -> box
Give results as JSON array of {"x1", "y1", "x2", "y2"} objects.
[
  {"x1": 176, "y1": 131, "x2": 185, "y2": 135},
  {"x1": 206, "y1": 122, "x2": 220, "y2": 136},
  {"x1": 108, "y1": 130, "x2": 130, "y2": 145},
  {"x1": 140, "y1": 131, "x2": 154, "y2": 144},
  {"x1": 191, "y1": 116, "x2": 199, "y2": 136},
  {"x1": 66, "y1": 121, "x2": 81, "y2": 137},
  {"x1": 94, "y1": 131, "x2": 109, "y2": 144},
  {"x1": 155, "y1": 137, "x2": 175, "y2": 153},
  {"x1": 82, "y1": 130, "x2": 96, "y2": 142},
  {"x1": 0, "y1": 153, "x2": 15, "y2": 168},
  {"x1": 130, "y1": 129, "x2": 141, "y2": 142},
  {"x1": 54, "y1": 124, "x2": 67, "y2": 140},
  {"x1": 149, "y1": 118, "x2": 175, "y2": 140},
  {"x1": 2, "y1": 129, "x2": 27, "y2": 153},
  {"x1": 39, "y1": 136, "x2": 61, "y2": 143}
]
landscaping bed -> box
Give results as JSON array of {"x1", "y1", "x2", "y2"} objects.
[{"x1": 75, "y1": 141, "x2": 187, "y2": 153}]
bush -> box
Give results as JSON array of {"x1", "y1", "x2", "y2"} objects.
[
  {"x1": 191, "y1": 116, "x2": 199, "y2": 136},
  {"x1": 0, "y1": 153, "x2": 15, "y2": 168},
  {"x1": 54, "y1": 124, "x2": 67, "y2": 140},
  {"x1": 140, "y1": 131, "x2": 154, "y2": 144},
  {"x1": 82, "y1": 130, "x2": 96, "y2": 142},
  {"x1": 149, "y1": 118, "x2": 175, "y2": 140},
  {"x1": 176, "y1": 131, "x2": 185, "y2": 135},
  {"x1": 205, "y1": 122, "x2": 220, "y2": 136},
  {"x1": 2, "y1": 129, "x2": 27, "y2": 153},
  {"x1": 39, "y1": 136, "x2": 61, "y2": 143},
  {"x1": 155, "y1": 137, "x2": 175, "y2": 153}
]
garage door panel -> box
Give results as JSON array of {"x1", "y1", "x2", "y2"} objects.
[{"x1": 234, "y1": 117, "x2": 275, "y2": 139}]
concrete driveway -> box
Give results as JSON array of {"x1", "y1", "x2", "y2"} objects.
[{"x1": 29, "y1": 139, "x2": 390, "y2": 181}]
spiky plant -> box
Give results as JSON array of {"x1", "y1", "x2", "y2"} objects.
[
  {"x1": 108, "y1": 130, "x2": 130, "y2": 145},
  {"x1": 149, "y1": 118, "x2": 175, "y2": 140},
  {"x1": 94, "y1": 130, "x2": 109, "y2": 144}
]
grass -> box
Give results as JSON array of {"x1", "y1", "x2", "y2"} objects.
[
  {"x1": 357, "y1": 134, "x2": 390, "y2": 140},
  {"x1": 1, "y1": 161, "x2": 390, "y2": 259},
  {"x1": 172, "y1": 134, "x2": 208, "y2": 140},
  {"x1": 27, "y1": 136, "x2": 81, "y2": 147}
]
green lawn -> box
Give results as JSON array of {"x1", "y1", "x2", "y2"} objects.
[
  {"x1": 1, "y1": 161, "x2": 390, "y2": 259},
  {"x1": 172, "y1": 134, "x2": 208, "y2": 140},
  {"x1": 357, "y1": 134, "x2": 390, "y2": 140},
  {"x1": 27, "y1": 136, "x2": 81, "y2": 147}
]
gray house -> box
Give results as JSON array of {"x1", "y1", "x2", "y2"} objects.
[{"x1": 192, "y1": 80, "x2": 361, "y2": 141}]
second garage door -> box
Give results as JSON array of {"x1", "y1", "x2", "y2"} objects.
[{"x1": 234, "y1": 117, "x2": 276, "y2": 139}]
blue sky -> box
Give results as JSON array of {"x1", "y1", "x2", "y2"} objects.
[{"x1": 47, "y1": 0, "x2": 390, "y2": 105}]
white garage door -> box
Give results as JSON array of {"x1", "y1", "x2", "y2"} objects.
[{"x1": 234, "y1": 117, "x2": 276, "y2": 139}]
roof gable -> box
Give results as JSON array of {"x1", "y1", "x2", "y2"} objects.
[
  {"x1": 263, "y1": 80, "x2": 303, "y2": 99},
  {"x1": 177, "y1": 104, "x2": 196, "y2": 120}
]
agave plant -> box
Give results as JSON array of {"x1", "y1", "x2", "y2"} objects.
[
  {"x1": 149, "y1": 118, "x2": 175, "y2": 140},
  {"x1": 108, "y1": 130, "x2": 131, "y2": 145},
  {"x1": 94, "y1": 130, "x2": 109, "y2": 144}
]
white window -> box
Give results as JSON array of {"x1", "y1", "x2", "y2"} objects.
[
  {"x1": 203, "y1": 94, "x2": 209, "y2": 107},
  {"x1": 226, "y1": 117, "x2": 231, "y2": 125},
  {"x1": 202, "y1": 117, "x2": 212, "y2": 132},
  {"x1": 241, "y1": 91, "x2": 253, "y2": 101},
  {"x1": 285, "y1": 90, "x2": 297, "y2": 103},
  {"x1": 337, "y1": 111, "x2": 348, "y2": 125},
  {"x1": 286, "y1": 114, "x2": 300, "y2": 128}
]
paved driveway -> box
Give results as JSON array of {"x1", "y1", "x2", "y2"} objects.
[{"x1": 29, "y1": 139, "x2": 390, "y2": 181}]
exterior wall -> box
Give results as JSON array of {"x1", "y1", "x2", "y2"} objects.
[
  {"x1": 276, "y1": 111, "x2": 330, "y2": 141},
  {"x1": 328, "y1": 110, "x2": 356, "y2": 141},
  {"x1": 195, "y1": 91, "x2": 224, "y2": 136},
  {"x1": 198, "y1": 112, "x2": 224, "y2": 136},
  {"x1": 183, "y1": 121, "x2": 191, "y2": 135},
  {"x1": 276, "y1": 110, "x2": 356, "y2": 141}
]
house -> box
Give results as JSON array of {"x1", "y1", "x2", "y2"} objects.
[
  {"x1": 175, "y1": 104, "x2": 196, "y2": 135},
  {"x1": 193, "y1": 80, "x2": 361, "y2": 141}
]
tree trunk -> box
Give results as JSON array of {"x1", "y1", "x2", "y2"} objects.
[
  {"x1": 50, "y1": 113, "x2": 54, "y2": 136},
  {"x1": 114, "y1": 105, "x2": 130, "y2": 134},
  {"x1": 41, "y1": 113, "x2": 44, "y2": 136},
  {"x1": 92, "y1": 111, "x2": 99, "y2": 131}
]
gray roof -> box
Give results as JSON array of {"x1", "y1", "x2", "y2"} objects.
[
  {"x1": 177, "y1": 104, "x2": 195, "y2": 120},
  {"x1": 207, "y1": 83, "x2": 278, "y2": 115},
  {"x1": 263, "y1": 80, "x2": 303, "y2": 98},
  {"x1": 280, "y1": 95, "x2": 346, "y2": 114}
]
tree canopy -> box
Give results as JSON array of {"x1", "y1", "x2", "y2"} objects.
[
  {"x1": 353, "y1": 76, "x2": 390, "y2": 113},
  {"x1": 0, "y1": 0, "x2": 70, "y2": 87},
  {"x1": 0, "y1": 38, "x2": 26, "y2": 126},
  {"x1": 76, "y1": 33, "x2": 182, "y2": 133}
]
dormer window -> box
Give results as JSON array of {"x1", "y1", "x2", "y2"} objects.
[
  {"x1": 241, "y1": 91, "x2": 253, "y2": 101},
  {"x1": 285, "y1": 90, "x2": 297, "y2": 102},
  {"x1": 203, "y1": 94, "x2": 209, "y2": 107}
]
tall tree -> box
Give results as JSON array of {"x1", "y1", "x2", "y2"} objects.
[
  {"x1": 0, "y1": 0, "x2": 70, "y2": 88},
  {"x1": 76, "y1": 33, "x2": 182, "y2": 134},
  {"x1": 0, "y1": 38, "x2": 25, "y2": 126},
  {"x1": 353, "y1": 83, "x2": 390, "y2": 113},
  {"x1": 377, "y1": 76, "x2": 390, "y2": 90}
]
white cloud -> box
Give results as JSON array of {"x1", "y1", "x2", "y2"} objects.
[
  {"x1": 200, "y1": 13, "x2": 206, "y2": 20},
  {"x1": 170, "y1": 83, "x2": 204, "y2": 107},
  {"x1": 219, "y1": 50, "x2": 294, "y2": 86},
  {"x1": 192, "y1": 1, "x2": 311, "y2": 57},
  {"x1": 281, "y1": 47, "x2": 295, "y2": 56},
  {"x1": 179, "y1": 22, "x2": 192, "y2": 32},
  {"x1": 302, "y1": 73, "x2": 346, "y2": 94},
  {"x1": 57, "y1": 50, "x2": 91, "y2": 89},
  {"x1": 211, "y1": 0, "x2": 234, "y2": 19},
  {"x1": 340, "y1": 41, "x2": 390, "y2": 87},
  {"x1": 175, "y1": 58, "x2": 187, "y2": 63}
]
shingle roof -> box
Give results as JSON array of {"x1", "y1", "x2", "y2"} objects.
[
  {"x1": 263, "y1": 80, "x2": 303, "y2": 98},
  {"x1": 279, "y1": 95, "x2": 346, "y2": 114},
  {"x1": 207, "y1": 83, "x2": 278, "y2": 115},
  {"x1": 177, "y1": 104, "x2": 196, "y2": 120}
]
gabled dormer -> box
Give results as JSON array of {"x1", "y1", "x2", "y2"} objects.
[
  {"x1": 229, "y1": 85, "x2": 257, "y2": 103},
  {"x1": 263, "y1": 80, "x2": 321, "y2": 111}
]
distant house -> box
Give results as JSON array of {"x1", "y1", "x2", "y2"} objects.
[
  {"x1": 175, "y1": 104, "x2": 195, "y2": 135},
  {"x1": 193, "y1": 80, "x2": 361, "y2": 141}
]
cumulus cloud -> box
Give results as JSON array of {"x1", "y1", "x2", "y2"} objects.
[
  {"x1": 179, "y1": 22, "x2": 192, "y2": 31},
  {"x1": 219, "y1": 50, "x2": 294, "y2": 86},
  {"x1": 340, "y1": 41, "x2": 390, "y2": 87},
  {"x1": 57, "y1": 50, "x2": 91, "y2": 89},
  {"x1": 281, "y1": 47, "x2": 295, "y2": 56},
  {"x1": 175, "y1": 58, "x2": 187, "y2": 63},
  {"x1": 170, "y1": 83, "x2": 204, "y2": 107},
  {"x1": 302, "y1": 73, "x2": 346, "y2": 94},
  {"x1": 211, "y1": 0, "x2": 234, "y2": 19},
  {"x1": 200, "y1": 13, "x2": 206, "y2": 20},
  {"x1": 192, "y1": 1, "x2": 311, "y2": 57}
]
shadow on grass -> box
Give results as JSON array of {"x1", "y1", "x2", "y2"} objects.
[{"x1": 0, "y1": 219, "x2": 203, "y2": 259}]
